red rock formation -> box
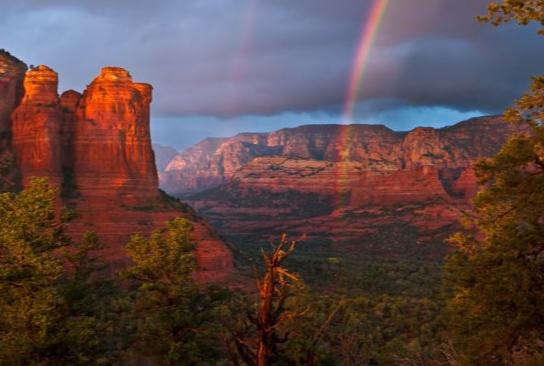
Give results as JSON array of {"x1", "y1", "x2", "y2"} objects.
[
  {"x1": 73, "y1": 67, "x2": 158, "y2": 203},
  {"x1": 0, "y1": 50, "x2": 26, "y2": 191},
  {"x1": 178, "y1": 117, "x2": 528, "y2": 259},
  {"x1": 64, "y1": 67, "x2": 233, "y2": 282},
  {"x1": 1, "y1": 57, "x2": 234, "y2": 283},
  {"x1": 162, "y1": 117, "x2": 526, "y2": 195},
  {"x1": 11, "y1": 65, "x2": 63, "y2": 187},
  {"x1": 0, "y1": 50, "x2": 26, "y2": 135},
  {"x1": 59, "y1": 90, "x2": 82, "y2": 194}
]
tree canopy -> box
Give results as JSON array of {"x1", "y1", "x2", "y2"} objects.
[
  {"x1": 0, "y1": 178, "x2": 112, "y2": 366},
  {"x1": 444, "y1": 2, "x2": 544, "y2": 365},
  {"x1": 479, "y1": 0, "x2": 544, "y2": 35}
]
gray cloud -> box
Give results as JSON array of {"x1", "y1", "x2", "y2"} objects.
[{"x1": 1, "y1": 0, "x2": 543, "y2": 138}]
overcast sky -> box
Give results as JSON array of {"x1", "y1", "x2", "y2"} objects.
[{"x1": 2, "y1": 0, "x2": 543, "y2": 150}]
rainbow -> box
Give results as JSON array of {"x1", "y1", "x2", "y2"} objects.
[
  {"x1": 225, "y1": 0, "x2": 262, "y2": 117},
  {"x1": 343, "y1": 0, "x2": 391, "y2": 122},
  {"x1": 334, "y1": 0, "x2": 390, "y2": 223}
]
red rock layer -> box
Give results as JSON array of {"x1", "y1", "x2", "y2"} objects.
[
  {"x1": 11, "y1": 65, "x2": 63, "y2": 187},
  {"x1": 2, "y1": 59, "x2": 234, "y2": 283},
  {"x1": 66, "y1": 199, "x2": 234, "y2": 283},
  {"x1": 59, "y1": 90, "x2": 82, "y2": 186},
  {"x1": 73, "y1": 67, "x2": 158, "y2": 203},
  {"x1": 65, "y1": 67, "x2": 233, "y2": 282},
  {"x1": 179, "y1": 117, "x2": 528, "y2": 259},
  {"x1": 161, "y1": 116, "x2": 526, "y2": 194},
  {"x1": 0, "y1": 50, "x2": 26, "y2": 191},
  {"x1": 0, "y1": 50, "x2": 26, "y2": 135}
]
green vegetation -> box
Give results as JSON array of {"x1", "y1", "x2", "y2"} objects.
[
  {"x1": 0, "y1": 179, "x2": 449, "y2": 365},
  {"x1": 187, "y1": 183, "x2": 335, "y2": 218},
  {"x1": 0, "y1": 178, "x2": 114, "y2": 365},
  {"x1": 123, "y1": 189, "x2": 200, "y2": 219},
  {"x1": 444, "y1": 99, "x2": 544, "y2": 363},
  {"x1": 121, "y1": 217, "x2": 227, "y2": 365},
  {"x1": 442, "y1": 1, "x2": 544, "y2": 365}
]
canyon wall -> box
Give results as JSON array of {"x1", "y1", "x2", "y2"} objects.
[
  {"x1": 161, "y1": 117, "x2": 523, "y2": 195},
  {"x1": 0, "y1": 50, "x2": 26, "y2": 191},
  {"x1": 171, "y1": 117, "x2": 527, "y2": 259}
]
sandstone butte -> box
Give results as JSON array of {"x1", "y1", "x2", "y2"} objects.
[
  {"x1": 160, "y1": 118, "x2": 528, "y2": 259},
  {"x1": 0, "y1": 49, "x2": 26, "y2": 191},
  {"x1": 0, "y1": 50, "x2": 233, "y2": 283}
]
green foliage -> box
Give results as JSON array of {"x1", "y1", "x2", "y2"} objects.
[
  {"x1": 0, "y1": 178, "x2": 114, "y2": 365},
  {"x1": 123, "y1": 190, "x2": 200, "y2": 219},
  {"x1": 0, "y1": 178, "x2": 66, "y2": 364},
  {"x1": 478, "y1": 0, "x2": 544, "y2": 35},
  {"x1": 122, "y1": 217, "x2": 225, "y2": 365},
  {"x1": 443, "y1": 5, "x2": 544, "y2": 363},
  {"x1": 444, "y1": 129, "x2": 544, "y2": 364}
]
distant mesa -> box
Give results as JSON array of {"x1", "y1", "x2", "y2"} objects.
[
  {"x1": 160, "y1": 116, "x2": 526, "y2": 196},
  {"x1": 0, "y1": 50, "x2": 234, "y2": 283},
  {"x1": 160, "y1": 116, "x2": 528, "y2": 259}
]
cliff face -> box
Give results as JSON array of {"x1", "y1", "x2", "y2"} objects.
[
  {"x1": 0, "y1": 50, "x2": 26, "y2": 135},
  {"x1": 161, "y1": 117, "x2": 521, "y2": 195},
  {"x1": 73, "y1": 67, "x2": 158, "y2": 203},
  {"x1": 12, "y1": 66, "x2": 64, "y2": 187},
  {"x1": 1, "y1": 56, "x2": 233, "y2": 283},
  {"x1": 0, "y1": 51, "x2": 26, "y2": 191},
  {"x1": 176, "y1": 117, "x2": 526, "y2": 259}
]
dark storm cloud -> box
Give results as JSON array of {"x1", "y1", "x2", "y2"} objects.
[{"x1": 1, "y1": 0, "x2": 542, "y2": 120}]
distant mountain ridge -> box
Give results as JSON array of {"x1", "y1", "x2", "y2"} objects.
[
  {"x1": 160, "y1": 116, "x2": 525, "y2": 195},
  {"x1": 162, "y1": 116, "x2": 528, "y2": 258},
  {"x1": 153, "y1": 143, "x2": 179, "y2": 171}
]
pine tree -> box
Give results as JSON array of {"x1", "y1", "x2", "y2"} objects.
[
  {"x1": 444, "y1": 2, "x2": 544, "y2": 364},
  {"x1": 122, "y1": 217, "x2": 226, "y2": 365},
  {"x1": 0, "y1": 178, "x2": 112, "y2": 365}
]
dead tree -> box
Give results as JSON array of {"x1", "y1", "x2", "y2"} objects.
[{"x1": 228, "y1": 234, "x2": 339, "y2": 366}]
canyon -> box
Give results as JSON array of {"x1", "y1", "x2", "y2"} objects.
[
  {"x1": 0, "y1": 50, "x2": 233, "y2": 282},
  {"x1": 2, "y1": 47, "x2": 528, "y2": 267},
  {"x1": 160, "y1": 117, "x2": 527, "y2": 259}
]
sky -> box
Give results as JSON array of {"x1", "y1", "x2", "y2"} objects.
[{"x1": 1, "y1": 0, "x2": 543, "y2": 151}]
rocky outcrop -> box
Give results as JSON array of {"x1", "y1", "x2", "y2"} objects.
[
  {"x1": 73, "y1": 67, "x2": 158, "y2": 203},
  {"x1": 11, "y1": 65, "x2": 63, "y2": 187},
  {"x1": 178, "y1": 116, "x2": 527, "y2": 259},
  {"x1": 162, "y1": 117, "x2": 524, "y2": 195},
  {"x1": 0, "y1": 50, "x2": 26, "y2": 191},
  {"x1": 1, "y1": 55, "x2": 234, "y2": 283},
  {"x1": 0, "y1": 50, "x2": 26, "y2": 136}
]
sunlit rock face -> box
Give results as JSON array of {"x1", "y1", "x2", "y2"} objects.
[
  {"x1": 173, "y1": 116, "x2": 527, "y2": 259},
  {"x1": 162, "y1": 116, "x2": 525, "y2": 196},
  {"x1": 73, "y1": 67, "x2": 158, "y2": 203},
  {"x1": 11, "y1": 65, "x2": 63, "y2": 187},
  {"x1": 1, "y1": 57, "x2": 234, "y2": 283},
  {"x1": 65, "y1": 67, "x2": 233, "y2": 282}
]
